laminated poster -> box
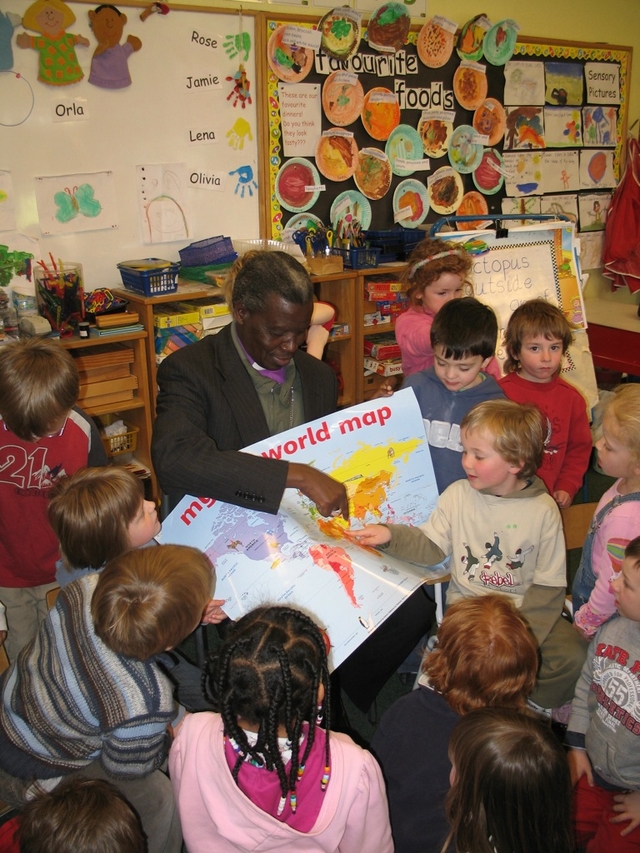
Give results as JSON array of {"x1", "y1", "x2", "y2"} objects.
[{"x1": 157, "y1": 389, "x2": 441, "y2": 670}]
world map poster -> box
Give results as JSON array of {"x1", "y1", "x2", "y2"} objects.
[{"x1": 157, "y1": 389, "x2": 441, "y2": 669}]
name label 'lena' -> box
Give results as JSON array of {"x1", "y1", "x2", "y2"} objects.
[{"x1": 187, "y1": 128, "x2": 218, "y2": 146}]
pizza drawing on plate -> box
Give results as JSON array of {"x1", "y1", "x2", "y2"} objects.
[
  {"x1": 315, "y1": 132, "x2": 358, "y2": 182},
  {"x1": 318, "y1": 8, "x2": 361, "y2": 61},
  {"x1": 354, "y1": 148, "x2": 393, "y2": 200},
  {"x1": 366, "y1": 2, "x2": 410, "y2": 52},
  {"x1": 456, "y1": 191, "x2": 490, "y2": 230},
  {"x1": 322, "y1": 71, "x2": 365, "y2": 127},
  {"x1": 428, "y1": 167, "x2": 463, "y2": 214},
  {"x1": 473, "y1": 98, "x2": 507, "y2": 146},
  {"x1": 361, "y1": 87, "x2": 400, "y2": 141},
  {"x1": 453, "y1": 64, "x2": 488, "y2": 111},
  {"x1": 418, "y1": 115, "x2": 454, "y2": 158},
  {"x1": 417, "y1": 18, "x2": 455, "y2": 68}
]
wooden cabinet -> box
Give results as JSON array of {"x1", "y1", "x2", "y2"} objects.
[
  {"x1": 311, "y1": 263, "x2": 407, "y2": 406},
  {"x1": 114, "y1": 283, "x2": 223, "y2": 415},
  {"x1": 62, "y1": 330, "x2": 156, "y2": 498}
]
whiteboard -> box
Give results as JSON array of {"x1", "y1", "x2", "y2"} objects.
[{"x1": 0, "y1": 1, "x2": 259, "y2": 289}]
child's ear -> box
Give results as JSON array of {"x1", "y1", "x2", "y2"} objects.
[
  {"x1": 480, "y1": 356, "x2": 491, "y2": 369},
  {"x1": 509, "y1": 460, "x2": 525, "y2": 476}
]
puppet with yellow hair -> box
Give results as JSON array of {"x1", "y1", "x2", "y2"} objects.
[{"x1": 17, "y1": 0, "x2": 89, "y2": 85}]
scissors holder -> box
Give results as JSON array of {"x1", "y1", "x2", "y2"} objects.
[{"x1": 306, "y1": 254, "x2": 344, "y2": 275}]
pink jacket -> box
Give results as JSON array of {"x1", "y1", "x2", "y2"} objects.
[{"x1": 169, "y1": 712, "x2": 393, "y2": 853}]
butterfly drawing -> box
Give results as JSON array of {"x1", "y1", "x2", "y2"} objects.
[{"x1": 54, "y1": 184, "x2": 102, "y2": 223}]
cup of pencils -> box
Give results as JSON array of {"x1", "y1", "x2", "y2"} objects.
[{"x1": 34, "y1": 257, "x2": 85, "y2": 333}]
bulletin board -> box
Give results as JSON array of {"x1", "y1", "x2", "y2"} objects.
[
  {"x1": 261, "y1": 13, "x2": 632, "y2": 245},
  {"x1": 0, "y1": 0, "x2": 260, "y2": 289}
]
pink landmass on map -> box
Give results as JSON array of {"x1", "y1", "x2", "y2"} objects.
[{"x1": 309, "y1": 543, "x2": 359, "y2": 607}]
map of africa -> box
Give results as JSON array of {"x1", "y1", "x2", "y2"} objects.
[{"x1": 158, "y1": 389, "x2": 442, "y2": 669}]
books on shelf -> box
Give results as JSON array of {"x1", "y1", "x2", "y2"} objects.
[{"x1": 95, "y1": 324, "x2": 144, "y2": 336}]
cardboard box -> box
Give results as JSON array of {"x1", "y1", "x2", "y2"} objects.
[
  {"x1": 177, "y1": 300, "x2": 231, "y2": 319},
  {"x1": 363, "y1": 332, "x2": 401, "y2": 360},
  {"x1": 154, "y1": 306, "x2": 201, "y2": 329},
  {"x1": 363, "y1": 356, "x2": 403, "y2": 377}
]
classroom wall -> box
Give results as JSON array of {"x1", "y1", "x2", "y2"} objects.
[{"x1": 178, "y1": 0, "x2": 638, "y2": 304}]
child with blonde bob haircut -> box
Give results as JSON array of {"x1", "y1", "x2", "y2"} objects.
[
  {"x1": 0, "y1": 545, "x2": 214, "y2": 853},
  {"x1": 572, "y1": 384, "x2": 640, "y2": 639},
  {"x1": 48, "y1": 467, "x2": 160, "y2": 587},
  {"x1": 0, "y1": 338, "x2": 107, "y2": 661},
  {"x1": 371, "y1": 595, "x2": 539, "y2": 853},
  {"x1": 500, "y1": 297, "x2": 592, "y2": 507},
  {"x1": 347, "y1": 399, "x2": 587, "y2": 712},
  {"x1": 444, "y1": 708, "x2": 572, "y2": 853}
]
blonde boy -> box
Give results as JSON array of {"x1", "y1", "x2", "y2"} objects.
[{"x1": 348, "y1": 399, "x2": 587, "y2": 709}]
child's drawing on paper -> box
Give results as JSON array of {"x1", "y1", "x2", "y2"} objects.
[
  {"x1": 578, "y1": 192, "x2": 612, "y2": 231},
  {"x1": 503, "y1": 60, "x2": 544, "y2": 105},
  {"x1": 502, "y1": 151, "x2": 543, "y2": 196},
  {"x1": 88, "y1": 4, "x2": 141, "y2": 89},
  {"x1": 545, "y1": 62, "x2": 583, "y2": 106},
  {"x1": 54, "y1": 183, "x2": 101, "y2": 222},
  {"x1": 501, "y1": 195, "x2": 540, "y2": 225},
  {"x1": 544, "y1": 107, "x2": 582, "y2": 147},
  {"x1": 540, "y1": 193, "x2": 578, "y2": 224},
  {"x1": 541, "y1": 150, "x2": 579, "y2": 194},
  {"x1": 34, "y1": 171, "x2": 117, "y2": 235},
  {"x1": 17, "y1": 0, "x2": 90, "y2": 85},
  {"x1": 582, "y1": 106, "x2": 617, "y2": 147},
  {"x1": 504, "y1": 106, "x2": 545, "y2": 150},
  {"x1": 136, "y1": 163, "x2": 190, "y2": 244},
  {"x1": 0, "y1": 171, "x2": 17, "y2": 232},
  {"x1": 579, "y1": 149, "x2": 616, "y2": 189}
]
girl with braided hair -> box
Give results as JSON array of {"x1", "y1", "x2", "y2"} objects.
[{"x1": 168, "y1": 605, "x2": 393, "y2": 852}]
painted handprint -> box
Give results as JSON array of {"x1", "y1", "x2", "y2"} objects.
[
  {"x1": 223, "y1": 31, "x2": 251, "y2": 62},
  {"x1": 229, "y1": 165, "x2": 258, "y2": 198},
  {"x1": 226, "y1": 117, "x2": 253, "y2": 150}
]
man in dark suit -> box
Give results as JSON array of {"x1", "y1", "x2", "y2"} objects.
[
  {"x1": 152, "y1": 250, "x2": 348, "y2": 518},
  {"x1": 152, "y1": 251, "x2": 433, "y2": 714}
]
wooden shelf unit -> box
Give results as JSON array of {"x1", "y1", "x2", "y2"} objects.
[
  {"x1": 61, "y1": 329, "x2": 156, "y2": 498},
  {"x1": 114, "y1": 283, "x2": 224, "y2": 415}
]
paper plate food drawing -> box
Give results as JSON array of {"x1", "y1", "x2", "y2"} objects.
[
  {"x1": 267, "y1": 25, "x2": 314, "y2": 83},
  {"x1": 483, "y1": 19, "x2": 518, "y2": 66},
  {"x1": 330, "y1": 190, "x2": 372, "y2": 230},
  {"x1": 318, "y1": 7, "x2": 361, "y2": 61},
  {"x1": 354, "y1": 148, "x2": 393, "y2": 200},
  {"x1": 456, "y1": 191, "x2": 490, "y2": 230},
  {"x1": 283, "y1": 212, "x2": 324, "y2": 240},
  {"x1": 366, "y1": 2, "x2": 410, "y2": 52},
  {"x1": 428, "y1": 166, "x2": 463, "y2": 214},
  {"x1": 322, "y1": 71, "x2": 365, "y2": 126},
  {"x1": 315, "y1": 131, "x2": 358, "y2": 182},
  {"x1": 275, "y1": 158, "x2": 321, "y2": 212},
  {"x1": 393, "y1": 179, "x2": 429, "y2": 228},
  {"x1": 417, "y1": 17, "x2": 455, "y2": 68},
  {"x1": 418, "y1": 114, "x2": 454, "y2": 158},
  {"x1": 453, "y1": 64, "x2": 488, "y2": 111},
  {"x1": 456, "y1": 14, "x2": 489, "y2": 62},
  {"x1": 385, "y1": 124, "x2": 424, "y2": 176},
  {"x1": 473, "y1": 98, "x2": 507, "y2": 146},
  {"x1": 361, "y1": 87, "x2": 400, "y2": 141},
  {"x1": 448, "y1": 124, "x2": 484, "y2": 174},
  {"x1": 473, "y1": 148, "x2": 505, "y2": 195}
]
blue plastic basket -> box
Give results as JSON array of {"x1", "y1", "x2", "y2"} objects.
[
  {"x1": 117, "y1": 260, "x2": 179, "y2": 296},
  {"x1": 331, "y1": 246, "x2": 381, "y2": 269},
  {"x1": 179, "y1": 236, "x2": 237, "y2": 267}
]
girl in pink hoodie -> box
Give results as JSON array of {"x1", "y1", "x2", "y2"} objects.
[{"x1": 169, "y1": 605, "x2": 393, "y2": 853}]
